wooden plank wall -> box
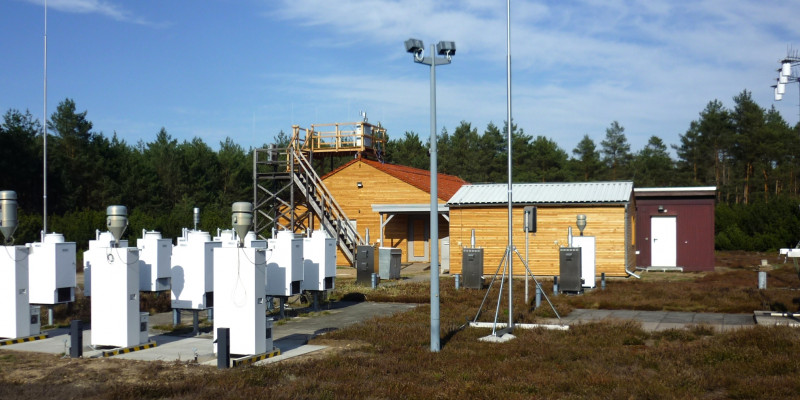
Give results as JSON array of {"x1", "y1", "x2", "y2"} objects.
[
  {"x1": 448, "y1": 205, "x2": 632, "y2": 277},
  {"x1": 323, "y1": 161, "x2": 447, "y2": 265}
]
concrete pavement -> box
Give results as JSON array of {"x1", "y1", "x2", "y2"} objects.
[
  {"x1": 541, "y1": 309, "x2": 757, "y2": 332},
  {"x1": 1, "y1": 301, "x2": 418, "y2": 365}
]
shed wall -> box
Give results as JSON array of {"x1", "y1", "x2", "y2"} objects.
[
  {"x1": 448, "y1": 205, "x2": 632, "y2": 277},
  {"x1": 635, "y1": 197, "x2": 715, "y2": 271}
]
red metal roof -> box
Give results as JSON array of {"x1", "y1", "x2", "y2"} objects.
[{"x1": 322, "y1": 157, "x2": 468, "y2": 201}]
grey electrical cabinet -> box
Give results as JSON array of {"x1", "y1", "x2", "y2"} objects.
[
  {"x1": 355, "y1": 245, "x2": 375, "y2": 285},
  {"x1": 378, "y1": 247, "x2": 401, "y2": 280},
  {"x1": 462, "y1": 248, "x2": 484, "y2": 289},
  {"x1": 559, "y1": 247, "x2": 583, "y2": 294}
]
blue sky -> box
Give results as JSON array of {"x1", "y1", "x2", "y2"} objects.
[{"x1": 2, "y1": 0, "x2": 799, "y2": 155}]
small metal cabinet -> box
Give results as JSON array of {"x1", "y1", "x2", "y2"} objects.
[
  {"x1": 462, "y1": 248, "x2": 484, "y2": 289},
  {"x1": 355, "y1": 245, "x2": 375, "y2": 285},
  {"x1": 559, "y1": 247, "x2": 583, "y2": 294},
  {"x1": 378, "y1": 247, "x2": 401, "y2": 280}
]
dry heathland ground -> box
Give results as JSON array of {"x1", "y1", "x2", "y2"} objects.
[{"x1": 2, "y1": 250, "x2": 799, "y2": 399}]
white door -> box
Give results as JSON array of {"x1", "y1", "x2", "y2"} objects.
[{"x1": 651, "y1": 216, "x2": 677, "y2": 267}]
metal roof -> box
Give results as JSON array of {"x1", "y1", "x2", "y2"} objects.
[{"x1": 446, "y1": 182, "x2": 634, "y2": 206}]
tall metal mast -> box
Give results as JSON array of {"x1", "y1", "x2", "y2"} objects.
[
  {"x1": 43, "y1": 0, "x2": 48, "y2": 235},
  {"x1": 506, "y1": 0, "x2": 514, "y2": 330}
]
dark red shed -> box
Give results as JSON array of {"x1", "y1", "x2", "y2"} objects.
[{"x1": 634, "y1": 187, "x2": 716, "y2": 272}]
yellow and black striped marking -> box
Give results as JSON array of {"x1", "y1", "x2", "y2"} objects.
[
  {"x1": 102, "y1": 341, "x2": 157, "y2": 357},
  {"x1": 0, "y1": 334, "x2": 49, "y2": 346},
  {"x1": 232, "y1": 348, "x2": 281, "y2": 367}
]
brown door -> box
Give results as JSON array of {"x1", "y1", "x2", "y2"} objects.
[{"x1": 408, "y1": 216, "x2": 429, "y2": 262}]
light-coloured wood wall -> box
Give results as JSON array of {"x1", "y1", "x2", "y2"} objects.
[
  {"x1": 323, "y1": 161, "x2": 447, "y2": 266},
  {"x1": 448, "y1": 204, "x2": 633, "y2": 277}
]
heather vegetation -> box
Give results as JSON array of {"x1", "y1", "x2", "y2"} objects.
[{"x1": 2, "y1": 256, "x2": 799, "y2": 399}]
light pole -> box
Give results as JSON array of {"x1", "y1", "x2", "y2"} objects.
[
  {"x1": 773, "y1": 51, "x2": 800, "y2": 121},
  {"x1": 405, "y1": 38, "x2": 455, "y2": 353}
]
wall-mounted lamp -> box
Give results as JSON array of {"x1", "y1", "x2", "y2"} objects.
[
  {"x1": 357, "y1": 182, "x2": 363, "y2": 188},
  {"x1": 658, "y1": 205, "x2": 665, "y2": 213}
]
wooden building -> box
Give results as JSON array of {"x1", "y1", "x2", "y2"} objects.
[
  {"x1": 634, "y1": 187, "x2": 716, "y2": 272},
  {"x1": 447, "y1": 182, "x2": 636, "y2": 277},
  {"x1": 321, "y1": 157, "x2": 467, "y2": 266}
]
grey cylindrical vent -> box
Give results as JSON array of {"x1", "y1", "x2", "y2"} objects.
[
  {"x1": 193, "y1": 207, "x2": 200, "y2": 230},
  {"x1": 106, "y1": 205, "x2": 128, "y2": 246},
  {"x1": 576, "y1": 214, "x2": 587, "y2": 236},
  {"x1": 232, "y1": 202, "x2": 253, "y2": 246},
  {"x1": 0, "y1": 190, "x2": 18, "y2": 241}
]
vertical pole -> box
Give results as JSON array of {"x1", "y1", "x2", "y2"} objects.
[
  {"x1": 217, "y1": 327, "x2": 230, "y2": 369},
  {"x1": 173, "y1": 309, "x2": 180, "y2": 326},
  {"x1": 524, "y1": 210, "x2": 529, "y2": 304},
  {"x1": 69, "y1": 320, "x2": 82, "y2": 358},
  {"x1": 290, "y1": 150, "x2": 295, "y2": 231},
  {"x1": 253, "y1": 150, "x2": 257, "y2": 234},
  {"x1": 430, "y1": 43, "x2": 440, "y2": 353},
  {"x1": 506, "y1": 0, "x2": 514, "y2": 330},
  {"x1": 553, "y1": 276, "x2": 559, "y2": 295},
  {"x1": 379, "y1": 214, "x2": 384, "y2": 247},
  {"x1": 192, "y1": 310, "x2": 200, "y2": 336},
  {"x1": 43, "y1": 0, "x2": 48, "y2": 235}
]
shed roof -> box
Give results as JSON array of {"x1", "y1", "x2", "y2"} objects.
[
  {"x1": 447, "y1": 181, "x2": 634, "y2": 206},
  {"x1": 321, "y1": 157, "x2": 468, "y2": 201},
  {"x1": 634, "y1": 186, "x2": 716, "y2": 198}
]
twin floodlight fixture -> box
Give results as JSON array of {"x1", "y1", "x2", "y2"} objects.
[
  {"x1": 0, "y1": 190, "x2": 18, "y2": 244},
  {"x1": 774, "y1": 59, "x2": 795, "y2": 101},
  {"x1": 405, "y1": 38, "x2": 456, "y2": 62}
]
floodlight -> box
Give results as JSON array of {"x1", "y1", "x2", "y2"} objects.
[
  {"x1": 405, "y1": 38, "x2": 424, "y2": 54},
  {"x1": 775, "y1": 86, "x2": 783, "y2": 101},
  {"x1": 778, "y1": 81, "x2": 786, "y2": 95},
  {"x1": 780, "y1": 74, "x2": 789, "y2": 84},
  {"x1": 436, "y1": 41, "x2": 456, "y2": 57},
  {"x1": 782, "y1": 61, "x2": 793, "y2": 77}
]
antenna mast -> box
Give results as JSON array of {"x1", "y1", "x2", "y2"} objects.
[{"x1": 43, "y1": 0, "x2": 48, "y2": 235}]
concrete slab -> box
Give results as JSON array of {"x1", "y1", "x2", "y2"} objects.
[
  {"x1": 753, "y1": 311, "x2": 800, "y2": 327},
  {"x1": 1, "y1": 301, "x2": 418, "y2": 366},
  {"x1": 259, "y1": 345, "x2": 327, "y2": 365},
  {"x1": 542, "y1": 309, "x2": 758, "y2": 333},
  {"x1": 479, "y1": 333, "x2": 517, "y2": 343},
  {"x1": 693, "y1": 313, "x2": 724, "y2": 324},
  {"x1": 635, "y1": 311, "x2": 669, "y2": 322}
]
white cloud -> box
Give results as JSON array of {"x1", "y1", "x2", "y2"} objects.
[
  {"x1": 25, "y1": 0, "x2": 154, "y2": 25},
  {"x1": 261, "y1": 0, "x2": 800, "y2": 150}
]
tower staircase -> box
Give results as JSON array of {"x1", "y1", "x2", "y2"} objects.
[{"x1": 253, "y1": 121, "x2": 386, "y2": 266}]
